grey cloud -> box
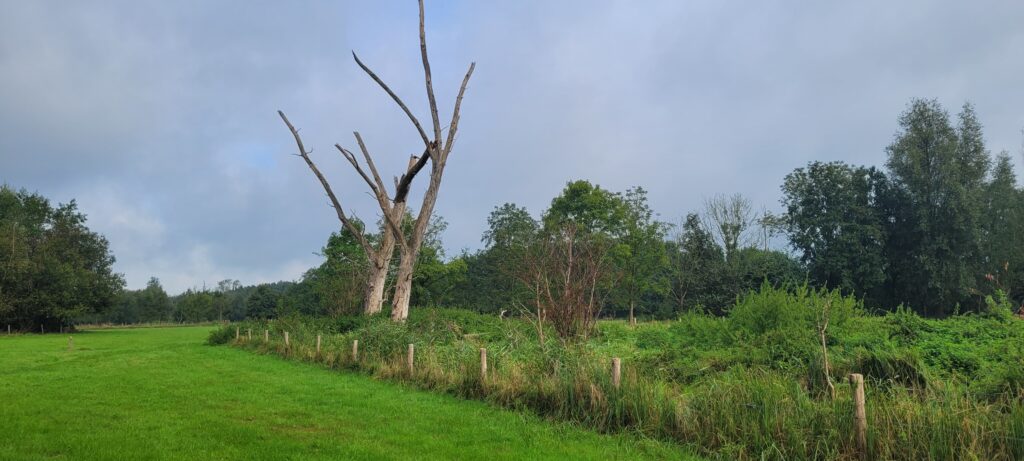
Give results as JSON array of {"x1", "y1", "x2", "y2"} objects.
[{"x1": 2, "y1": 0, "x2": 1022, "y2": 293}]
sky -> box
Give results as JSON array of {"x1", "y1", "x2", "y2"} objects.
[{"x1": 2, "y1": 1, "x2": 1023, "y2": 294}]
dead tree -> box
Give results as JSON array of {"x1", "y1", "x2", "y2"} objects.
[
  {"x1": 703, "y1": 193, "x2": 754, "y2": 262},
  {"x1": 279, "y1": 111, "x2": 408, "y2": 314},
  {"x1": 281, "y1": 0, "x2": 474, "y2": 321},
  {"x1": 352, "y1": 0, "x2": 475, "y2": 322}
]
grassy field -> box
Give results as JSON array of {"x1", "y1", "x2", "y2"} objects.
[{"x1": 0, "y1": 326, "x2": 697, "y2": 460}]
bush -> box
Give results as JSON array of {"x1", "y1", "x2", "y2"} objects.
[{"x1": 206, "y1": 325, "x2": 236, "y2": 345}]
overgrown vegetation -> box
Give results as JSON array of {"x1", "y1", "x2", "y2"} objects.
[{"x1": 214, "y1": 285, "x2": 1024, "y2": 460}]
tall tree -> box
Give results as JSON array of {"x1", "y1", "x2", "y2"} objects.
[
  {"x1": 523, "y1": 181, "x2": 626, "y2": 338},
  {"x1": 0, "y1": 186, "x2": 124, "y2": 331},
  {"x1": 245, "y1": 285, "x2": 279, "y2": 320},
  {"x1": 278, "y1": 113, "x2": 414, "y2": 317},
  {"x1": 884, "y1": 99, "x2": 991, "y2": 314},
  {"x1": 781, "y1": 161, "x2": 889, "y2": 302},
  {"x1": 281, "y1": 0, "x2": 475, "y2": 322},
  {"x1": 980, "y1": 152, "x2": 1022, "y2": 302},
  {"x1": 137, "y1": 277, "x2": 172, "y2": 322},
  {"x1": 469, "y1": 204, "x2": 538, "y2": 313},
  {"x1": 614, "y1": 187, "x2": 669, "y2": 325},
  {"x1": 668, "y1": 213, "x2": 730, "y2": 314}
]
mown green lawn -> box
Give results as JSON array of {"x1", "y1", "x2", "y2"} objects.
[{"x1": 0, "y1": 326, "x2": 697, "y2": 460}]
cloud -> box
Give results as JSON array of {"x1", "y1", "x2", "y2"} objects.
[{"x1": 2, "y1": 0, "x2": 1022, "y2": 293}]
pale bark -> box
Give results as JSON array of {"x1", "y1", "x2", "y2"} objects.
[
  {"x1": 388, "y1": 60, "x2": 475, "y2": 322},
  {"x1": 390, "y1": 250, "x2": 417, "y2": 321},
  {"x1": 280, "y1": 111, "x2": 423, "y2": 316},
  {"x1": 286, "y1": 0, "x2": 474, "y2": 322},
  {"x1": 363, "y1": 264, "x2": 388, "y2": 315},
  {"x1": 364, "y1": 201, "x2": 406, "y2": 315}
]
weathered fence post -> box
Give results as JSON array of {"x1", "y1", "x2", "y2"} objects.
[
  {"x1": 407, "y1": 344, "x2": 415, "y2": 374},
  {"x1": 849, "y1": 373, "x2": 867, "y2": 459},
  {"x1": 235, "y1": 327, "x2": 240, "y2": 340},
  {"x1": 316, "y1": 334, "x2": 322, "y2": 356},
  {"x1": 284, "y1": 331, "x2": 290, "y2": 349},
  {"x1": 352, "y1": 340, "x2": 359, "y2": 361},
  {"x1": 480, "y1": 348, "x2": 488, "y2": 382},
  {"x1": 7, "y1": 325, "x2": 10, "y2": 335},
  {"x1": 264, "y1": 330, "x2": 269, "y2": 342},
  {"x1": 67, "y1": 336, "x2": 74, "y2": 351},
  {"x1": 611, "y1": 357, "x2": 622, "y2": 389},
  {"x1": 41, "y1": 325, "x2": 44, "y2": 334},
  {"x1": 247, "y1": 329, "x2": 252, "y2": 341}
]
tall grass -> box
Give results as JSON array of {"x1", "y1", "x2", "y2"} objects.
[{"x1": 210, "y1": 287, "x2": 1024, "y2": 460}]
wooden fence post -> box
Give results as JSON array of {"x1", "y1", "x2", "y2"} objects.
[
  {"x1": 68, "y1": 336, "x2": 74, "y2": 351},
  {"x1": 611, "y1": 357, "x2": 622, "y2": 389},
  {"x1": 480, "y1": 348, "x2": 488, "y2": 382},
  {"x1": 7, "y1": 325, "x2": 10, "y2": 335},
  {"x1": 352, "y1": 340, "x2": 359, "y2": 361},
  {"x1": 247, "y1": 329, "x2": 252, "y2": 341},
  {"x1": 849, "y1": 373, "x2": 867, "y2": 459},
  {"x1": 264, "y1": 330, "x2": 269, "y2": 342},
  {"x1": 407, "y1": 344, "x2": 415, "y2": 374},
  {"x1": 41, "y1": 325, "x2": 44, "y2": 334},
  {"x1": 284, "y1": 331, "x2": 290, "y2": 349},
  {"x1": 316, "y1": 334, "x2": 322, "y2": 356},
  {"x1": 235, "y1": 327, "x2": 240, "y2": 340}
]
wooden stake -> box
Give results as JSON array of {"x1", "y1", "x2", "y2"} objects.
[
  {"x1": 316, "y1": 334, "x2": 322, "y2": 356},
  {"x1": 235, "y1": 327, "x2": 240, "y2": 340},
  {"x1": 67, "y1": 336, "x2": 74, "y2": 351},
  {"x1": 247, "y1": 329, "x2": 252, "y2": 341},
  {"x1": 7, "y1": 325, "x2": 10, "y2": 335},
  {"x1": 352, "y1": 340, "x2": 359, "y2": 361},
  {"x1": 41, "y1": 324, "x2": 44, "y2": 334},
  {"x1": 407, "y1": 343, "x2": 415, "y2": 374},
  {"x1": 480, "y1": 348, "x2": 488, "y2": 381},
  {"x1": 849, "y1": 373, "x2": 867, "y2": 459},
  {"x1": 284, "y1": 331, "x2": 290, "y2": 348},
  {"x1": 611, "y1": 357, "x2": 622, "y2": 389}
]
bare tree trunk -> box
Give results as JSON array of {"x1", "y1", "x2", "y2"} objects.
[
  {"x1": 364, "y1": 263, "x2": 388, "y2": 315},
  {"x1": 390, "y1": 250, "x2": 417, "y2": 321},
  {"x1": 364, "y1": 201, "x2": 406, "y2": 315},
  {"x1": 629, "y1": 300, "x2": 636, "y2": 326}
]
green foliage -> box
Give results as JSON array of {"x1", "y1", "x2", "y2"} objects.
[
  {"x1": 884, "y1": 100, "x2": 991, "y2": 314},
  {"x1": 543, "y1": 180, "x2": 627, "y2": 236},
  {"x1": 90, "y1": 277, "x2": 172, "y2": 324},
  {"x1": 305, "y1": 225, "x2": 368, "y2": 316},
  {"x1": 0, "y1": 186, "x2": 124, "y2": 331},
  {"x1": 778, "y1": 99, "x2": 1024, "y2": 316},
  {"x1": 611, "y1": 187, "x2": 670, "y2": 320},
  {"x1": 781, "y1": 161, "x2": 889, "y2": 301}
]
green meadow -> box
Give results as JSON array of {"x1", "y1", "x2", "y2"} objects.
[{"x1": 0, "y1": 326, "x2": 697, "y2": 460}]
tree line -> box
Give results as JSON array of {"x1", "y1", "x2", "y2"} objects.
[
  {"x1": 292, "y1": 98, "x2": 1021, "y2": 324},
  {"x1": 2, "y1": 98, "x2": 1020, "y2": 330}
]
